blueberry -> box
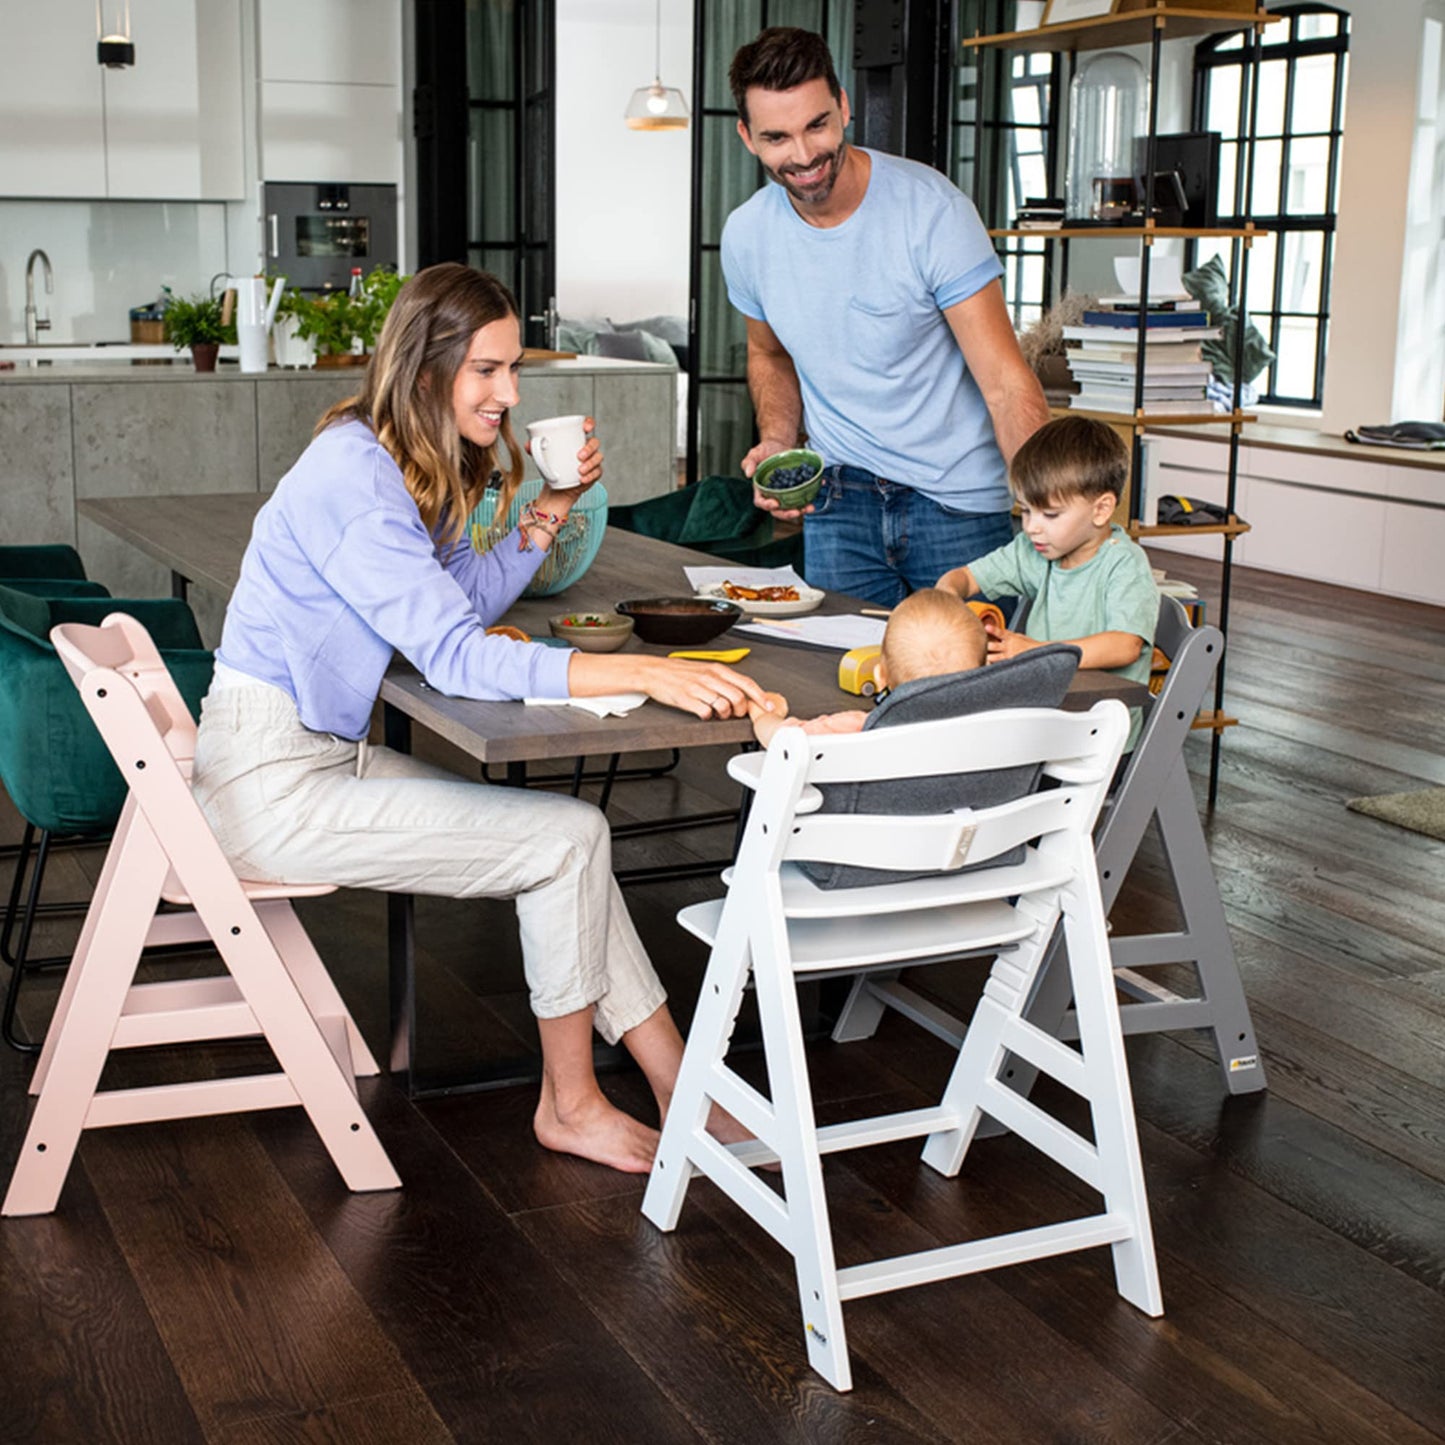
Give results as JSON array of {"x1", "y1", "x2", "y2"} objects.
[{"x1": 764, "y1": 465, "x2": 817, "y2": 489}]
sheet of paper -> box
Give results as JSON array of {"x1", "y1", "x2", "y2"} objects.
[
  {"x1": 683, "y1": 564, "x2": 806, "y2": 591},
  {"x1": 524, "y1": 692, "x2": 647, "y2": 718},
  {"x1": 737, "y1": 615, "x2": 886, "y2": 651},
  {"x1": 1114, "y1": 255, "x2": 1185, "y2": 299}
]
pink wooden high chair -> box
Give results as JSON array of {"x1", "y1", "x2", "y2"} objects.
[{"x1": 3, "y1": 613, "x2": 400, "y2": 1216}]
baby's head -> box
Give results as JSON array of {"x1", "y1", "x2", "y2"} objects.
[
  {"x1": 878, "y1": 588, "x2": 987, "y2": 690},
  {"x1": 1010, "y1": 414, "x2": 1128, "y2": 524}
]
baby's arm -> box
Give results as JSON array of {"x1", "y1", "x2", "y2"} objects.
[{"x1": 749, "y1": 691, "x2": 867, "y2": 745}]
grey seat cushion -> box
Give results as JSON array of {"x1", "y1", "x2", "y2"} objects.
[{"x1": 801, "y1": 643, "x2": 1082, "y2": 889}]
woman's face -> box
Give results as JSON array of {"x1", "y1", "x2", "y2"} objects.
[{"x1": 451, "y1": 314, "x2": 523, "y2": 448}]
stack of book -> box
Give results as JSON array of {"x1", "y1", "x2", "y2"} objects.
[
  {"x1": 1062, "y1": 293, "x2": 1219, "y2": 416},
  {"x1": 1014, "y1": 196, "x2": 1064, "y2": 231}
]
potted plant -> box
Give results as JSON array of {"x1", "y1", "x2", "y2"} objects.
[
  {"x1": 269, "y1": 279, "x2": 317, "y2": 369},
  {"x1": 292, "y1": 267, "x2": 409, "y2": 367},
  {"x1": 164, "y1": 293, "x2": 227, "y2": 372}
]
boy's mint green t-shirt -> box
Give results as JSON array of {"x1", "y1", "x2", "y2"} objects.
[{"x1": 969, "y1": 524, "x2": 1160, "y2": 743}]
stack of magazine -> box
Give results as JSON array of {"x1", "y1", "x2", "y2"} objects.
[{"x1": 1063, "y1": 259, "x2": 1220, "y2": 416}]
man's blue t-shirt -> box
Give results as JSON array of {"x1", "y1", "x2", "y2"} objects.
[{"x1": 722, "y1": 148, "x2": 1008, "y2": 513}]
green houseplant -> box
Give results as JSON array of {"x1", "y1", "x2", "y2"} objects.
[
  {"x1": 163, "y1": 293, "x2": 227, "y2": 372},
  {"x1": 292, "y1": 267, "x2": 409, "y2": 367}
]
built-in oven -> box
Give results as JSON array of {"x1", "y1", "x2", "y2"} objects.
[{"x1": 263, "y1": 182, "x2": 399, "y2": 293}]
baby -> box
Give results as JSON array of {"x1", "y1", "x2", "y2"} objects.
[{"x1": 749, "y1": 588, "x2": 987, "y2": 746}]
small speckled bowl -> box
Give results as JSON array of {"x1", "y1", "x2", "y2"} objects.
[
  {"x1": 754, "y1": 448, "x2": 825, "y2": 508},
  {"x1": 548, "y1": 611, "x2": 635, "y2": 652}
]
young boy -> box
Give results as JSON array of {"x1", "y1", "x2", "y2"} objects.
[
  {"x1": 936, "y1": 415, "x2": 1158, "y2": 702},
  {"x1": 749, "y1": 587, "x2": 987, "y2": 745}
]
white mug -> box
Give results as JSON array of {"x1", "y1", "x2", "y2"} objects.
[{"x1": 525, "y1": 414, "x2": 589, "y2": 489}]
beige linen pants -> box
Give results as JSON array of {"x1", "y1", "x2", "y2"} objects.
[{"x1": 191, "y1": 682, "x2": 665, "y2": 1043}]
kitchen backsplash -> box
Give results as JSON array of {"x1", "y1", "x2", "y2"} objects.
[{"x1": 0, "y1": 199, "x2": 232, "y2": 344}]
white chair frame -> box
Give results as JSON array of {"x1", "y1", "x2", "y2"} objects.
[
  {"x1": 3, "y1": 614, "x2": 399, "y2": 1217},
  {"x1": 642, "y1": 700, "x2": 1162, "y2": 1391}
]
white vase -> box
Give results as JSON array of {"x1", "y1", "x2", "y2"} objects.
[{"x1": 272, "y1": 313, "x2": 316, "y2": 369}]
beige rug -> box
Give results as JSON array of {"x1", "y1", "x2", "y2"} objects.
[{"x1": 1346, "y1": 786, "x2": 1445, "y2": 843}]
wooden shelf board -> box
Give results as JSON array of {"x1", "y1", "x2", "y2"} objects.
[
  {"x1": 1129, "y1": 516, "x2": 1252, "y2": 539},
  {"x1": 1192, "y1": 710, "x2": 1239, "y2": 733},
  {"x1": 965, "y1": 6, "x2": 1278, "y2": 53},
  {"x1": 1063, "y1": 408, "x2": 1256, "y2": 429},
  {"x1": 991, "y1": 225, "x2": 1268, "y2": 240}
]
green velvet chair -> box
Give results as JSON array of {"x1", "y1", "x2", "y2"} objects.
[
  {"x1": 0, "y1": 586, "x2": 213, "y2": 1052},
  {"x1": 608, "y1": 475, "x2": 804, "y2": 571},
  {"x1": 0, "y1": 544, "x2": 111, "y2": 601}
]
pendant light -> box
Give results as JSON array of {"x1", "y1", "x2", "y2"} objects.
[
  {"x1": 624, "y1": 0, "x2": 689, "y2": 131},
  {"x1": 96, "y1": 0, "x2": 135, "y2": 68}
]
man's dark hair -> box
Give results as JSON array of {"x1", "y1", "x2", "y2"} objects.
[
  {"x1": 1010, "y1": 415, "x2": 1129, "y2": 507},
  {"x1": 728, "y1": 27, "x2": 841, "y2": 128}
]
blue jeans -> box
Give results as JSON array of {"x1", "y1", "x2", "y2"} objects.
[{"x1": 802, "y1": 465, "x2": 1013, "y2": 607}]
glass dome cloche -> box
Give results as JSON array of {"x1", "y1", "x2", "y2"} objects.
[{"x1": 1064, "y1": 51, "x2": 1149, "y2": 224}]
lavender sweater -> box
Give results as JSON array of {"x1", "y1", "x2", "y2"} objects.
[{"x1": 216, "y1": 419, "x2": 573, "y2": 740}]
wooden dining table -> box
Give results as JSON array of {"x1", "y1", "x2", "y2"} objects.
[{"x1": 78, "y1": 491, "x2": 1145, "y2": 1095}]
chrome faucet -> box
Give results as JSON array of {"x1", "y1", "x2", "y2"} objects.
[{"x1": 24, "y1": 249, "x2": 53, "y2": 344}]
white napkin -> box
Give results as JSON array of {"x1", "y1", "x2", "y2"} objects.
[
  {"x1": 524, "y1": 692, "x2": 648, "y2": 719},
  {"x1": 684, "y1": 564, "x2": 807, "y2": 591}
]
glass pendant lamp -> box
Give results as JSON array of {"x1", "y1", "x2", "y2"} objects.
[{"x1": 624, "y1": 0, "x2": 689, "y2": 131}]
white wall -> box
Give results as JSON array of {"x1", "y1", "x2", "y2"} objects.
[{"x1": 555, "y1": 0, "x2": 693, "y2": 323}]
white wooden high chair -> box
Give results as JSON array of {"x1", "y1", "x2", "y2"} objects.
[
  {"x1": 3, "y1": 614, "x2": 400, "y2": 1217},
  {"x1": 641, "y1": 700, "x2": 1161, "y2": 1391}
]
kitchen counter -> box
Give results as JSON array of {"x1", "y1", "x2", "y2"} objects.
[{"x1": 1, "y1": 356, "x2": 678, "y2": 645}]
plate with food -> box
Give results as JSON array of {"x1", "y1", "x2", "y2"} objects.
[{"x1": 697, "y1": 578, "x2": 826, "y2": 617}]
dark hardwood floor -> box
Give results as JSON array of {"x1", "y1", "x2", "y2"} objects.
[{"x1": 3, "y1": 553, "x2": 1443, "y2": 1444}]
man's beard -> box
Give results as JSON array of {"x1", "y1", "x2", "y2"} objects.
[{"x1": 765, "y1": 140, "x2": 847, "y2": 206}]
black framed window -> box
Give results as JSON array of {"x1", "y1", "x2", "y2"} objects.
[
  {"x1": 952, "y1": 2, "x2": 1059, "y2": 331},
  {"x1": 1191, "y1": 4, "x2": 1349, "y2": 408}
]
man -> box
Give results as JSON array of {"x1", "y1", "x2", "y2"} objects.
[{"x1": 723, "y1": 27, "x2": 1050, "y2": 605}]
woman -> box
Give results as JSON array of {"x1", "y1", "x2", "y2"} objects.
[{"x1": 192, "y1": 263, "x2": 766, "y2": 1174}]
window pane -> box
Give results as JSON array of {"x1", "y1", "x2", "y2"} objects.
[
  {"x1": 468, "y1": 247, "x2": 517, "y2": 292},
  {"x1": 1286, "y1": 135, "x2": 1330, "y2": 214},
  {"x1": 703, "y1": 0, "x2": 762, "y2": 113},
  {"x1": 1279, "y1": 230, "x2": 1323, "y2": 313},
  {"x1": 1295, "y1": 12, "x2": 1340, "y2": 41},
  {"x1": 697, "y1": 382, "x2": 754, "y2": 479},
  {"x1": 1244, "y1": 232, "x2": 1276, "y2": 315},
  {"x1": 699, "y1": 250, "x2": 747, "y2": 376},
  {"x1": 1251, "y1": 138, "x2": 1282, "y2": 215},
  {"x1": 1014, "y1": 86, "x2": 1042, "y2": 127},
  {"x1": 701, "y1": 112, "x2": 761, "y2": 244},
  {"x1": 1207, "y1": 66, "x2": 1241, "y2": 138},
  {"x1": 467, "y1": 0, "x2": 514, "y2": 102},
  {"x1": 1272, "y1": 316, "x2": 1318, "y2": 399},
  {"x1": 1017, "y1": 147, "x2": 1049, "y2": 200},
  {"x1": 1254, "y1": 58, "x2": 1288, "y2": 138},
  {"x1": 469, "y1": 107, "x2": 515, "y2": 243},
  {"x1": 1216, "y1": 140, "x2": 1238, "y2": 216},
  {"x1": 1290, "y1": 53, "x2": 1338, "y2": 134},
  {"x1": 770, "y1": 0, "x2": 824, "y2": 37}
]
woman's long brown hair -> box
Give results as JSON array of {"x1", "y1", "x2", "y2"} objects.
[{"x1": 316, "y1": 264, "x2": 525, "y2": 542}]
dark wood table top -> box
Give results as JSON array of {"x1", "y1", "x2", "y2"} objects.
[{"x1": 80, "y1": 491, "x2": 1141, "y2": 765}]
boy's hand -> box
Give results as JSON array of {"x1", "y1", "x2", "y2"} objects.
[{"x1": 986, "y1": 627, "x2": 1041, "y2": 663}]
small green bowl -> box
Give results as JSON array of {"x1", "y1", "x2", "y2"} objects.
[{"x1": 754, "y1": 448, "x2": 825, "y2": 508}]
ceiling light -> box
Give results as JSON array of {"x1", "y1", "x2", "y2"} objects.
[
  {"x1": 624, "y1": 1, "x2": 689, "y2": 131},
  {"x1": 96, "y1": 0, "x2": 135, "y2": 68}
]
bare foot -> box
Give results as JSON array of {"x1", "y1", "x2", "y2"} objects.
[
  {"x1": 534, "y1": 1082, "x2": 659, "y2": 1174},
  {"x1": 706, "y1": 1102, "x2": 754, "y2": 1146}
]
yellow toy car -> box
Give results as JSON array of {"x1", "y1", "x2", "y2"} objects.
[{"x1": 837, "y1": 644, "x2": 884, "y2": 696}]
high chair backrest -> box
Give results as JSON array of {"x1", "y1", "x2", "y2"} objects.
[
  {"x1": 52, "y1": 613, "x2": 199, "y2": 768},
  {"x1": 750, "y1": 700, "x2": 1129, "y2": 881}
]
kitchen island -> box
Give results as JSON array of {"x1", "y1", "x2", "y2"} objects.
[{"x1": 0, "y1": 356, "x2": 677, "y2": 643}]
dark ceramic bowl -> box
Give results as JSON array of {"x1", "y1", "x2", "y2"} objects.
[{"x1": 616, "y1": 596, "x2": 743, "y2": 647}]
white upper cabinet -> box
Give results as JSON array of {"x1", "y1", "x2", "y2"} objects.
[
  {"x1": 0, "y1": 0, "x2": 244, "y2": 200},
  {"x1": 257, "y1": 0, "x2": 402, "y2": 183},
  {"x1": 0, "y1": 0, "x2": 107, "y2": 197}
]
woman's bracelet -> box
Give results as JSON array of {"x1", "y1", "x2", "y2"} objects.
[{"x1": 517, "y1": 503, "x2": 564, "y2": 552}]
